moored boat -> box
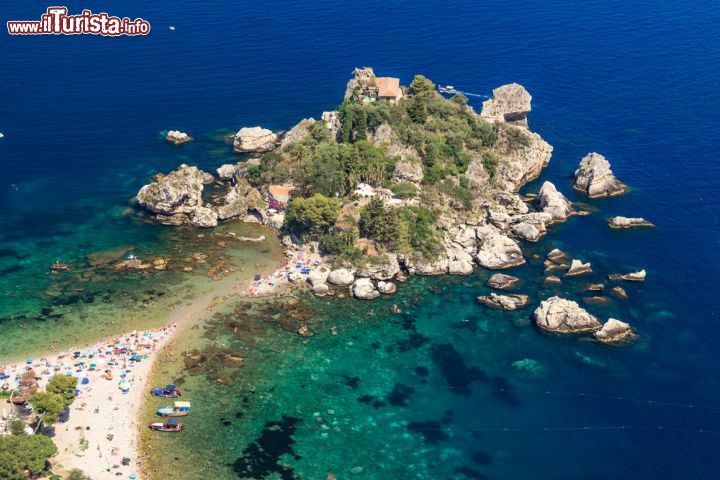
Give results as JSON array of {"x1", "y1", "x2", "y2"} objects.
[
  {"x1": 50, "y1": 261, "x2": 71, "y2": 272},
  {"x1": 149, "y1": 418, "x2": 185, "y2": 432},
  {"x1": 157, "y1": 401, "x2": 191, "y2": 417},
  {"x1": 151, "y1": 384, "x2": 181, "y2": 398}
]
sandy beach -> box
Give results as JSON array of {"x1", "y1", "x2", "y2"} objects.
[{"x1": 0, "y1": 237, "x2": 324, "y2": 479}]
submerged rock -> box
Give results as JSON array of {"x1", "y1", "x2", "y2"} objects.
[
  {"x1": 475, "y1": 234, "x2": 525, "y2": 269},
  {"x1": 573, "y1": 152, "x2": 627, "y2": 198},
  {"x1": 609, "y1": 270, "x2": 646, "y2": 282},
  {"x1": 537, "y1": 181, "x2": 574, "y2": 223},
  {"x1": 533, "y1": 296, "x2": 602, "y2": 333},
  {"x1": 565, "y1": 259, "x2": 592, "y2": 277},
  {"x1": 593, "y1": 318, "x2": 636, "y2": 344},
  {"x1": 166, "y1": 130, "x2": 192, "y2": 144},
  {"x1": 480, "y1": 83, "x2": 532, "y2": 126},
  {"x1": 233, "y1": 126, "x2": 278, "y2": 153},
  {"x1": 312, "y1": 283, "x2": 330, "y2": 297},
  {"x1": 487, "y1": 273, "x2": 519, "y2": 290},
  {"x1": 608, "y1": 216, "x2": 654, "y2": 229},
  {"x1": 611, "y1": 286, "x2": 629, "y2": 299},
  {"x1": 476, "y1": 293, "x2": 529, "y2": 311},
  {"x1": 544, "y1": 276, "x2": 562, "y2": 285},
  {"x1": 352, "y1": 278, "x2": 380, "y2": 300}
]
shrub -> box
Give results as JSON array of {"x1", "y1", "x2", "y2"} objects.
[
  {"x1": 389, "y1": 182, "x2": 418, "y2": 199},
  {"x1": 482, "y1": 152, "x2": 499, "y2": 180}
]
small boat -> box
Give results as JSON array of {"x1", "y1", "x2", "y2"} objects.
[
  {"x1": 438, "y1": 85, "x2": 458, "y2": 94},
  {"x1": 151, "y1": 384, "x2": 181, "y2": 398},
  {"x1": 157, "y1": 401, "x2": 191, "y2": 417},
  {"x1": 50, "y1": 261, "x2": 71, "y2": 272},
  {"x1": 149, "y1": 418, "x2": 185, "y2": 432}
]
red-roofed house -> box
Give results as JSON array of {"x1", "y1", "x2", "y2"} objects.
[{"x1": 375, "y1": 77, "x2": 403, "y2": 104}]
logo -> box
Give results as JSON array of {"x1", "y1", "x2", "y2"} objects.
[{"x1": 7, "y1": 7, "x2": 151, "y2": 36}]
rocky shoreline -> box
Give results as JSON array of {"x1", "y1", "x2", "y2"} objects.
[{"x1": 135, "y1": 67, "x2": 649, "y2": 346}]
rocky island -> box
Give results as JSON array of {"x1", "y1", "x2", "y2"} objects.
[{"x1": 136, "y1": 67, "x2": 644, "y2": 343}]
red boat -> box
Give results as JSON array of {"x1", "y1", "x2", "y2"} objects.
[{"x1": 149, "y1": 419, "x2": 185, "y2": 432}]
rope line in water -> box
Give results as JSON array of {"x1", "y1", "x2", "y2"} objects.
[{"x1": 232, "y1": 376, "x2": 720, "y2": 412}]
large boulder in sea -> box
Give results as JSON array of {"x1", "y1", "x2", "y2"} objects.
[
  {"x1": 217, "y1": 164, "x2": 238, "y2": 180},
  {"x1": 190, "y1": 206, "x2": 218, "y2": 228},
  {"x1": 533, "y1": 296, "x2": 602, "y2": 333},
  {"x1": 537, "y1": 181, "x2": 574, "y2": 223},
  {"x1": 487, "y1": 273, "x2": 519, "y2": 290},
  {"x1": 475, "y1": 234, "x2": 525, "y2": 269},
  {"x1": 352, "y1": 278, "x2": 380, "y2": 300},
  {"x1": 233, "y1": 127, "x2": 278, "y2": 153},
  {"x1": 593, "y1": 318, "x2": 636, "y2": 344},
  {"x1": 166, "y1": 130, "x2": 192, "y2": 145},
  {"x1": 308, "y1": 265, "x2": 331, "y2": 286},
  {"x1": 573, "y1": 153, "x2": 627, "y2": 198},
  {"x1": 476, "y1": 293, "x2": 529, "y2": 311},
  {"x1": 608, "y1": 216, "x2": 654, "y2": 229},
  {"x1": 136, "y1": 164, "x2": 206, "y2": 216},
  {"x1": 480, "y1": 83, "x2": 532, "y2": 127}
]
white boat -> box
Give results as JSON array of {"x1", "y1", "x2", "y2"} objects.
[{"x1": 438, "y1": 85, "x2": 458, "y2": 94}]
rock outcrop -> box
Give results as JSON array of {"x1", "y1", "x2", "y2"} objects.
[
  {"x1": 358, "y1": 253, "x2": 401, "y2": 280},
  {"x1": 547, "y1": 248, "x2": 568, "y2": 263},
  {"x1": 493, "y1": 127, "x2": 553, "y2": 191},
  {"x1": 593, "y1": 318, "x2": 636, "y2": 344},
  {"x1": 190, "y1": 206, "x2": 218, "y2": 228},
  {"x1": 166, "y1": 130, "x2": 191, "y2": 145},
  {"x1": 322, "y1": 111, "x2": 342, "y2": 141},
  {"x1": 377, "y1": 281, "x2": 397, "y2": 294},
  {"x1": 327, "y1": 268, "x2": 355, "y2": 287},
  {"x1": 537, "y1": 181, "x2": 574, "y2": 223},
  {"x1": 476, "y1": 234, "x2": 525, "y2": 269},
  {"x1": 573, "y1": 153, "x2": 627, "y2": 198},
  {"x1": 233, "y1": 127, "x2": 278, "y2": 153},
  {"x1": 533, "y1": 296, "x2": 602, "y2": 333},
  {"x1": 217, "y1": 164, "x2": 238, "y2": 180},
  {"x1": 401, "y1": 254, "x2": 449, "y2": 276},
  {"x1": 391, "y1": 160, "x2": 424, "y2": 184},
  {"x1": 216, "y1": 179, "x2": 265, "y2": 221},
  {"x1": 280, "y1": 118, "x2": 315, "y2": 150},
  {"x1": 608, "y1": 216, "x2": 654, "y2": 229},
  {"x1": 308, "y1": 265, "x2": 331, "y2": 286},
  {"x1": 609, "y1": 270, "x2": 646, "y2": 282},
  {"x1": 476, "y1": 293, "x2": 529, "y2": 311},
  {"x1": 137, "y1": 164, "x2": 206, "y2": 217},
  {"x1": 352, "y1": 278, "x2": 380, "y2": 300},
  {"x1": 480, "y1": 83, "x2": 532, "y2": 127},
  {"x1": 487, "y1": 273, "x2": 519, "y2": 290},
  {"x1": 565, "y1": 259, "x2": 592, "y2": 277}
]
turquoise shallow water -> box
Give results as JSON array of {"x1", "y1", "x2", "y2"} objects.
[{"x1": 3, "y1": 0, "x2": 720, "y2": 478}]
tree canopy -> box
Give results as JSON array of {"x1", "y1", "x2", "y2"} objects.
[
  {"x1": 286, "y1": 194, "x2": 341, "y2": 239},
  {"x1": 30, "y1": 391, "x2": 66, "y2": 425},
  {"x1": 46, "y1": 375, "x2": 78, "y2": 407},
  {"x1": 0, "y1": 434, "x2": 57, "y2": 480}
]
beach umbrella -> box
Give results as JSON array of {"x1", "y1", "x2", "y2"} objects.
[
  {"x1": 81, "y1": 378, "x2": 89, "y2": 385},
  {"x1": 26, "y1": 359, "x2": 32, "y2": 364}
]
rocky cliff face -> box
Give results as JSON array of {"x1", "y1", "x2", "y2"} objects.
[
  {"x1": 280, "y1": 119, "x2": 314, "y2": 150},
  {"x1": 492, "y1": 126, "x2": 553, "y2": 191},
  {"x1": 573, "y1": 152, "x2": 627, "y2": 198},
  {"x1": 481, "y1": 83, "x2": 532, "y2": 127}
]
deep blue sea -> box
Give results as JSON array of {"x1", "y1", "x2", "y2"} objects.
[{"x1": 2, "y1": 1, "x2": 720, "y2": 479}]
